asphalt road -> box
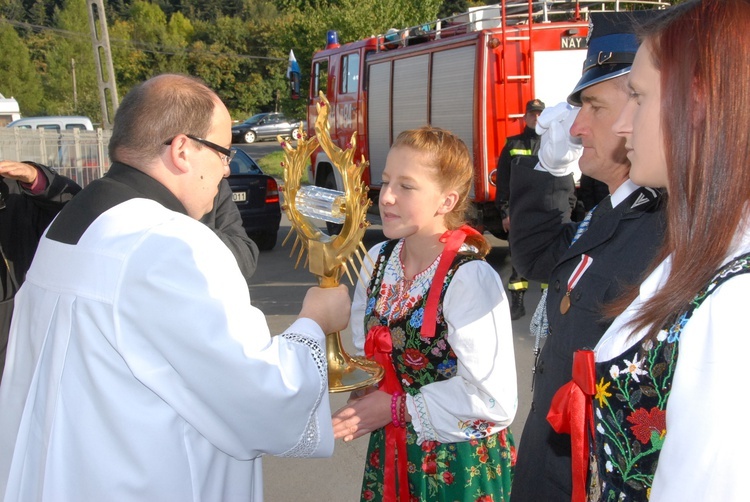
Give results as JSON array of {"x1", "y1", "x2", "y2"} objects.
[
  {"x1": 233, "y1": 140, "x2": 284, "y2": 160},
  {"x1": 249, "y1": 206, "x2": 542, "y2": 501}
]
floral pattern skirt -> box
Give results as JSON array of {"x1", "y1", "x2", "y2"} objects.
[{"x1": 360, "y1": 426, "x2": 516, "y2": 502}]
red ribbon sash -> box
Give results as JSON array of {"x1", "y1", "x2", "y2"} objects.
[
  {"x1": 547, "y1": 350, "x2": 596, "y2": 502},
  {"x1": 420, "y1": 225, "x2": 482, "y2": 338},
  {"x1": 364, "y1": 325, "x2": 410, "y2": 501}
]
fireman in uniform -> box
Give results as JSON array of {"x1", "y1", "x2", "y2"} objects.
[{"x1": 494, "y1": 98, "x2": 544, "y2": 320}]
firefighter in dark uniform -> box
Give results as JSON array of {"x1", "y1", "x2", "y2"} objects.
[
  {"x1": 495, "y1": 98, "x2": 544, "y2": 320},
  {"x1": 507, "y1": 11, "x2": 667, "y2": 502}
]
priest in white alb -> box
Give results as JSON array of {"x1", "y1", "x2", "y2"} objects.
[{"x1": 0, "y1": 73, "x2": 350, "y2": 502}]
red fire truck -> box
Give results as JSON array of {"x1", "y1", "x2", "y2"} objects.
[{"x1": 298, "y1": 1, "x2": 668, "y2": 237}]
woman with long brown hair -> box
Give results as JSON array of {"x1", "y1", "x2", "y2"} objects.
[{"x1": 572, "y1": 0, "x2": 750, "y2": 500}]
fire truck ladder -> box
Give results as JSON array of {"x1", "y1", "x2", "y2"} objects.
[{"x1": 500, "y1": 1, "x2": 535, "y2": 124}]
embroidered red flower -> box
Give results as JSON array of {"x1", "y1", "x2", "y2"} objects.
[
  {"x1": 476, "y1": 445, "x2": 489, "y2": 463},
  {"x1": 404, "y1": 349, "x2": 429, "y2": 370},
  {"x1": 421, "y1": 440, "x2": 438, "y2": 452},
  {"x1": 362, "y1": 489, "x2": 375, "y2": 501},
  {"x1": 442, "y1": 471, "x2": 455, "y2": 485},
  {"x1": 368, "y1": 450, "x2": 380, "y2": 469},
  {"x1": 475, "y1": 495, "x2": 494, "y2": 502},
  {"x1": 627, "y1": 406, "x2": 667, "y2": 444},
  {"x1": 422, "y1": 453, "x2": 437, "y2": 474}
]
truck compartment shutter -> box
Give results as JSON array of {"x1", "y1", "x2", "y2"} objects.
[
  {"x1": 367, "y1": 62, "x2": 391, "y2": 186},
  {"x1": 392, "y1": 54, "x2": 429, "y2": 137},
  {"x1": 430, "y1": 45, "x2": 476, "y2": 166}
]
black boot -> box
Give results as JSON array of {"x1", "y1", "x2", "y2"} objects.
[{"x1": 510, "y1": 290, "x2": 526, "y2": 320}]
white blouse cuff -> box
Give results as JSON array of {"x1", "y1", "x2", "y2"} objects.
[{"x1": 409, "y1": 392, "x2": 438, "y2": 444}]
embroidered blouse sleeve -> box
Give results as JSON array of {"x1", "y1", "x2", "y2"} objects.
[
  {"x1": 408, "y1": 260, "x2": 517, "y2": 444},
  {"x1": 351, "y1": 243, "x2": 382, "y2": 356},
  {"x1": 650, "y1": 273, "x2": 750, "y2": 501}
]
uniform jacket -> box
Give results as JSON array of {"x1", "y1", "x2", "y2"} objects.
[
  {"x1": 0, "y1": 163, "x2": 80, "y2": 379},
  {"x1": 495, "y1": 126, "x2": 541, "y2": 213},
  {"x1": 200, "y1": 179, "x2": 259, "y2": 285},
  {"x1": 508, "y1": 165, "x2": 666, "y2": 501},
  {"x1": 0, "y1": 162, "x2": 333, "y2": 501}
]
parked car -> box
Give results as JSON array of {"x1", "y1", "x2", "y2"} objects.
[
  {"x1": 7, "y1": 116, "x2": 94, "y2": 131},
  {"x1": 228, "y1": 147, "x2": 281, "y2": 250},
  {"x1": 231, "y1": 112, "x2": 303, "y2": 144}
]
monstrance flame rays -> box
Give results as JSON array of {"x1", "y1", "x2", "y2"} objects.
[
  {"x1": 278, "y1": 92, "x2": 374, "y2": 288},
  {"x1": 277, "y1": 92, "x2": 383, "y2": 393}
]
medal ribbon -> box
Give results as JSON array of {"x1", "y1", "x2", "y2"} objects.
[
  {"x1": 546, "y1": 350, "x2": 597, "y2": 502},
  {"x1": 364, "y1": 325, "x2": 410, "y2": 501},
  {"x1": 566, "y1": 254, "x2": 593, "y2": 295}
]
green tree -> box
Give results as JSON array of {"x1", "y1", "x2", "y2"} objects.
[
  {"x1": 37, "y1": 0, "x2": 101, "y2": 120},
  {"x1": 127, "y1": 0, "x2": 191, "y2": 75},
  {"x1": 270, "y1": 0, "x2": 441, "y2": 117},
  {"x1": 109, "y1": 17, "x2": 152, "y2": 94},
  {"x1": 0, "y1": 22, "x2": 43, "y2": 114},
  {"x1": 0, "y1": 0, "x2": 26, "y2": 20}
]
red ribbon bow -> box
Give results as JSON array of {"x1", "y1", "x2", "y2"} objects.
[
  {"x1": 420, "y1": 225, "x2": 482, "y2": 338},
  {"x1": 547, "y1": 350, "x2": 597, "y2": 502},
  {"x1": 365, "y1": 325, "x2": 410, "y2": 501}
]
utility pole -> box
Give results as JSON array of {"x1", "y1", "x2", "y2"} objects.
[
  {"x1": 86, "y1": 0, "x2": 118, "y2": 129},
  {"x1": 71, "y1": 58, "x2": 78, "y2": 112}
]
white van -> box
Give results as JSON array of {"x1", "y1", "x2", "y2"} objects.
[{"x1": 7, "y1": 116, "x2": 94, "y2": 131}]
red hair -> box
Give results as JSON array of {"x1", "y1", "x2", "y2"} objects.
[
  {"x1": 392, "y1": 127, "x2": 491, "y2": 256},
  {"x1": 611, "y1": 0, "x2": 750, "y2": 340}
]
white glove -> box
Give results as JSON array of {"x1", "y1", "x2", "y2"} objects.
[{"x1": 534, "y1": 102, "x2": 583, "y2": 178}]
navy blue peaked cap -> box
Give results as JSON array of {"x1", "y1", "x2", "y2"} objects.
[{"x1": 568, "y1": 10, "x2": 661, "y2": 106}]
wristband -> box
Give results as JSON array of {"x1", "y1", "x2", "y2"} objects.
[{"x1": 399, "y1": 394, "x2": 407, "y2": 426}]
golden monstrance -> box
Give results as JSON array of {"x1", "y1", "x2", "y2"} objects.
[{"x1": 278, "y1": 93, "x2": 383, "y2": 393}]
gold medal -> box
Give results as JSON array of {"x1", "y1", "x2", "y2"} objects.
[{"x1": 560, "y1": 293, "x2": 571, "y2": 314}]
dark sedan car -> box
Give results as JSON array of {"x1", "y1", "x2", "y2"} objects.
[
  {"x1": 228, "y1": 147, "x2": 281, "y2": 250},
  {"x1": 231, "y1": 112, "x2": 303, "y2": 144}
]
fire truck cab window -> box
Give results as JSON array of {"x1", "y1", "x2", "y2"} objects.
[
  {"x1": 314, "y1": 60, "x2": 328, "y2": 97},
  {"x1": 341, "y1": 53, "x2": 360, "y2": 94}
]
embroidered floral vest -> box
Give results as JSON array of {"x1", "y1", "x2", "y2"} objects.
[
  {"x1": 363, "y1": 240, "x2": 479, "y2": 393},
  {"x1": 589, "y1": 252, "x2": 750, "y2": 501}
]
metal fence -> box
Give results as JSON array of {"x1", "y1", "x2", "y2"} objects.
[{"x1": 0, "y1": 128, "x2": 112, "y2": 187}]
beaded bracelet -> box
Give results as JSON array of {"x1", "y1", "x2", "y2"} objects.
[
  {"x1": 391, "y1": 392, "x2": 402, "y2": 428},
  {"x1": 399, "y1": 394, "x2": 407, "y2": 426}
]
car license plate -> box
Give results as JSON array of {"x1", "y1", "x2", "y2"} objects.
[{"x1": 232, "y1": 191, "x2": 247, "y2": 202}]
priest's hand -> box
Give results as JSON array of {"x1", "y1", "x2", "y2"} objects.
[
  {"x1": 298, "y1": 284, "x2": 351, "y2": 334},
  {"x1": 332, "y1": 390, "x2": 391, "y2": 442}
]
